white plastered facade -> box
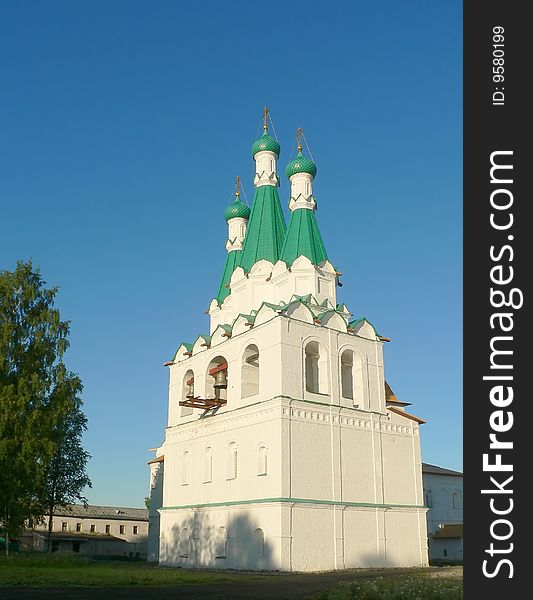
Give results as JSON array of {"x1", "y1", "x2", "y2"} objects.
[{"x1": 151, "y1": 267, "x2": 428, "y2": 570}]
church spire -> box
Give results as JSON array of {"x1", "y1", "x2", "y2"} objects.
[
  {"x1": 215, "y1": 177, "x2": 251, "y2": 304},
  {"x1": 281, "y1": 130, "x2": 328, "y2": 267},
  {"x1": 239, "y1": 109, "x2": 287, "y2": 273}
]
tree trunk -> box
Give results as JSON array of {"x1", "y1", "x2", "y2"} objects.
[
  {"x1": 47, "y1": 507, "x2": 54, "y2": 554},
  {"x1": 5, "y1": 533, "x2": 9, "y2": 557}
]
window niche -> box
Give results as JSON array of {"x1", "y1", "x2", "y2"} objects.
[
  {"x1": 305, "y1": 341, "x2": 329, "y2": 394},
  {"x1": 181, "y1": 370, "x2": 194, "y2": 417},
  {"x1": 227, "y1": 442, "x2": 238, "y2": 480},
  {"x1": 242, "y1": 344, "x2": 259, "y2": 398}
]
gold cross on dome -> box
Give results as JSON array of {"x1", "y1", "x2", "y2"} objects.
[
  {"x1": 296, "y1": 128, "x2": 303, "y2": 152},
  {"x1": 263, "y1": 107, "x2": 269, "y2": 131},
  {"x1": 235, "y1": 175, "x2": 241, "y2": 197}
]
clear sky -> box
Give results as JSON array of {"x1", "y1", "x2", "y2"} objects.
[{"x1": 1, "y1": 1, "x2": 462, "y2": 507}]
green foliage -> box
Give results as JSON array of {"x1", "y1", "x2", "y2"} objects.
[
  {"x1": 0, "y1": 260, "x2": 90, "y2": 554},
  {"x1": 316, "y1": 574, "x2": 463, "y2": 600}
]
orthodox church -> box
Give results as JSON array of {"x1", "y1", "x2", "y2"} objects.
[{"x1": 147, "y1": 111, "x2": 429, "y2": 571}]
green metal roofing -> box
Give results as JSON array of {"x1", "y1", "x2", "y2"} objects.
[
  {"x1": 251, "y1": 131, "x2": 281, "y2": 158},
  {"x1": 239, "y1": 184, "x2": 287, "y2": 272},
  {"x1": 285, "y1": 151, "x2": 317, "y2": 179},
  {"x1": 224, "y1": 198, "x2": 251, "y2": 221},
  {"x1": 280, "y1": 206, "x2": 328, "y2": 267},
  {"x1": 215, "y1": 249, "x2": 242, "y2": 304}
]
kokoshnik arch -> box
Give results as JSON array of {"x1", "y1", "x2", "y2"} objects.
[{"x1": 147, "y1": 110, "x2": 429, "y2": 571}]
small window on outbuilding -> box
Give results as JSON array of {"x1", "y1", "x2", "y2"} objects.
[
  {"x1": 133, "y1": 526, "x2": 139, "y2": 535},
  {"x1": 90, "y1": 524, "x2": 95, "y2": 533},
  {"x1": 61, "y1": 522, "x2": 67, "y2": 532},
  {"x1": 120, "y1": 525, "x2": 125, "y2": 534},
  {"x1": 76, "y1": 522, "x2": 81, "y2": 532},
  {"x1": 105, "y1": 524, "x2": 110, "y2": 534}
]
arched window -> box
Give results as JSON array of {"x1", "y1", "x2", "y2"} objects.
[
  {"x1": 305, "y1": 180, "x2": 310, "y2": 196},
  {"x1": 216, "y1": 527, "x2": 227, "y2": 558},
  {"x1": 258, "y1": 445, "x2": 267, "y2": 476},
  {"x1": 179, "y1": 528, "x2": 190, "y2": 557},
  {"x1": 305, "y1": 341, "x2": 328, "y2": 394},
  {"x1": 425, "y1": 489, "x2": 433, "y2": 508},
  {"x1": 240, "y1": 222, "x2": 246, "y2": 238},
  {"x1": 270, "y1": 158, "x2": 274, "y2": 172},
  {"x1": 181, "y1": 370, "x2": 194, "y2": 416},
  {"x1": 341, "y1": 350, "x2": 354, "y2": 400},
  {"x1": 242, "y1": 344, "x2": 259, "y2": 398},
  {"x1": 205, "y1": 356, "x2": 228, "y2": 403},
  {"x1": 203, "y1": 447, "x2": 213, "y2": 483},
  {"x1": 182, "y1": 451, "x2": 190, "y2": 486},
  {"x1": 255, "y1": 528, "x2": 265, "y2": 558},
  {"x1": 352, "y1": 352, "x2": 365, "y2": 408},
  {"x1": 227, "y1": 442, "x2": 238, "y2": 480}
]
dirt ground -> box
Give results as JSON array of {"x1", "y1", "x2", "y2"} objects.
[{"x1": 1, "y1": 566, "x2": 462, "y2": 600}]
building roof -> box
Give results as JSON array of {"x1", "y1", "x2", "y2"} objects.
[
  {"x1": 281, "y1": 206, "x2": 328, "y2": 267},
  {"x1": 147, "y1": 454, "x2": 164, "y2": 465},
  {"x1": 224, "y1": 198, "x2": 251, "y2": 222},
  {"x1": 422, "y1": 463, "x2": 463, "y2": 477},
  {"x1": 238, "y1": 184, "x2": 287, "y2": 273},
  {"x1": 433, "y1": 523, "x2": 463, "y2": 539},
  {"x1": 53, "y1": 504, "x2": 148, "y2": 521}
]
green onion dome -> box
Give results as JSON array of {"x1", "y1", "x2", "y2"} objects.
[
  {"x1": 285, "y1": 150, "x2": 317, "y2": 179},
  {"x1": 251, "y1": 131, "x2": 281, "y2": 158},
  {"x1": 224, "y1": 198, "x2": 251, "y2": 221}
]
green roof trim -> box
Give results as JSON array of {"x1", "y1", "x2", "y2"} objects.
[
  {"x1": 281, "y1": 208, "x2": 328, "y2": 267},
  {"x1": 172, "y1": 342, "x2": 193, "y2": 360},
  {"x1": 215, "y1": 249, "x2": 242, "y2": 304},
  {"x1": 239, "y1": 184, "x2": 287, "y2": 272},
  {"x1": 251, "y1": 131, "x2": 281, "y2": 158},
  {"x1": 285, "y1": 150, "x2": 317, "y2": 179},
  {"x1": 348, "y1": 317, "x2": 380, "y2": 337}
]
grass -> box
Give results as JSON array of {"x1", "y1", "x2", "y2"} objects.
[
  {"x1": 314, "y1": 572, "x2": 463, "y2": 600},
  {"x1": 0, "y1": 554, "x2": 266, "y2": 587}
]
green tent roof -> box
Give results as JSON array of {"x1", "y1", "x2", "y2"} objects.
[
  {"x1": 215, "y1": 249, "x2": 242, "y2": 304},
  {"x1": 280, "y1": 208, "x2": 328, "y2": 267},
  {"x1": 239, "y1": 185, "x2": 287, "y2": 272}
]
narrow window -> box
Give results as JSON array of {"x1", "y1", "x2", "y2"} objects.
[
  {"x1": 242, "y1": 344, "x2": 259, "y2": 398},
  {"x1": 105, "y1": 524, "x2": 110, "y2": 534},
  {"x1": 216, "y1": 527, "x2": 227, "y2": 558},
  {"x1": 203, "y1": 447, "x2": 213, "y2": 483},
  {"x1": 425, "y1": 489, "x2": 433, "y2": 508},
  {"x1": 133, "y1": 525, "x2": 139, "y2": 535},
  {"x1": 255, "y1": 528, "x2": 265, "y2": 558},
  {"x1": 76, "y1": 522, "x2": 81, "y2": 532},
  {"x1": 90, "y1": 524, "x2": 95, "y2": 533},
  {"x1": 258, "y1": 445, "x2": 267, "y2": 476},
  {"x1": 120, "y1": 525, "x2": 125, "y2": 534},
  {"x1": 182, "y1": 451, "x2": 191, "y2": 485},
  {"x1": 341, "y1": 350, "x2": 354, "y2": 400},
  {"x1": 452, "y1": 491, "x2": 462, "y2": 510},
  {"x1": 227, "y1": 442, "x2": 238, "y2": 479},
  {"x1": 61, "y1": 522, "x2": 67, "y2": 532},
  {"x1": 305, "y1": 342, "x2": 320, "y2": 393}
]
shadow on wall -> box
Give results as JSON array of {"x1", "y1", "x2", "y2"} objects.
[{"x1": 161, "y1": 510, "x2": 274, "y2": 570}]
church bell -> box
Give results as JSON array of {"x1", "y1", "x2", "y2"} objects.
[{"x1": 213, "y1": 369, "x2": 228, "y2": 389}]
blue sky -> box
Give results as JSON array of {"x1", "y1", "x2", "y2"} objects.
[{"x1": 1, "y1": 1, "x2": 462, "y2": 507}]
